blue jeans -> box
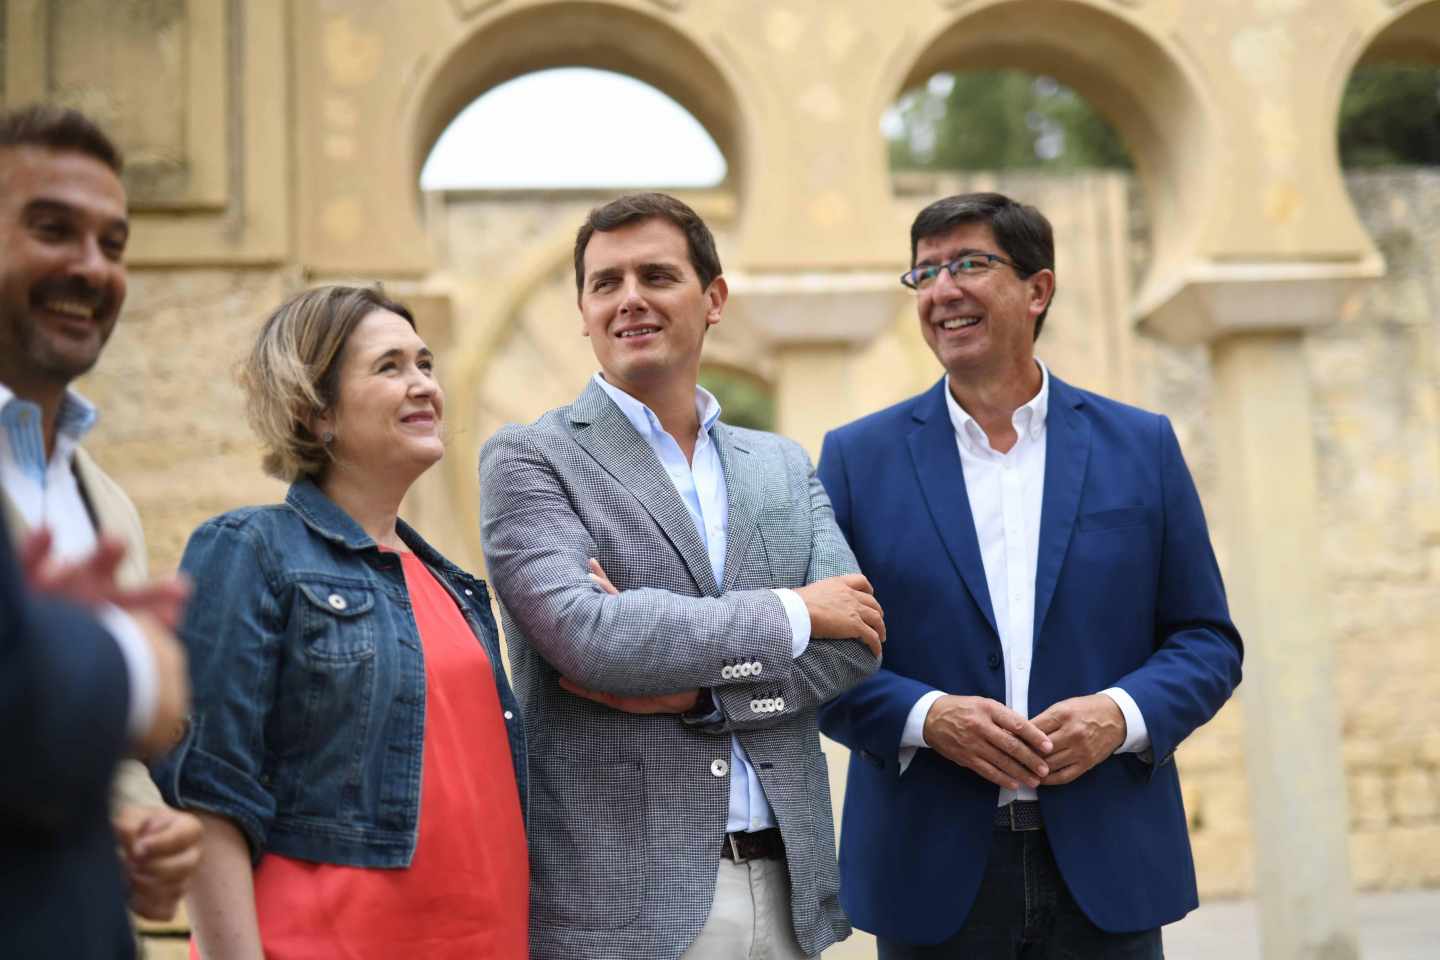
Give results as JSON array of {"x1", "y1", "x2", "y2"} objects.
[{"x1": 877, "y1": 828, "x2": 1163, "y2": 959}]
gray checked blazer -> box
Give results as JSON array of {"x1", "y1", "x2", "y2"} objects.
[{"x1": 479, "y1": 379, "x2": 879, "y2": 960}]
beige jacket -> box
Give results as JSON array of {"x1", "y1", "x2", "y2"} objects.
[{"x1": 3, "y1": 447, "x2": 165, "y2": 809}]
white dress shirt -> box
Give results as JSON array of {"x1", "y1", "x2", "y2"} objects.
[
  {"x1": 0, "y1": 383, "x2": 157, "y2": 741},
  {"x1": 898, "y1": 361, "x2": 1149, "y2": 801},
  {"x1": 593, "y1": 374, "x2": 811, "y2": 833}
]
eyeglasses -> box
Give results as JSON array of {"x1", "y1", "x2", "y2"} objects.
[{"x1": 900, "y1": 252, "x2": 1018, "y2": 291}]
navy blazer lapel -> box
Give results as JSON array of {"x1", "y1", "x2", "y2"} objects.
[
  {"x1": 712, "y1": 424, "x2": 760, "y2": 592},
  {"x1": 906, "y1": 379, "x2": 999, "y2": 637},
  {"x1": 567, "y1": 381, "x2": 721, "y2": 597},
  {"x1": 1034, "y1": 376, "x2": 1090, "y2": 642}
]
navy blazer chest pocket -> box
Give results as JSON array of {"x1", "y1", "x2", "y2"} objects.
[
  {"x1": 1077, "y1": 505, "x2": 1149, "y2": 533},
  {"x1": 296, "y1": 581, "x2": 377, "y2": 662}
]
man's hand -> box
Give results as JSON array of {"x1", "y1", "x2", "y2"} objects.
[
  {"x1": 587, "y1": 558, "x2": 617, "y2": 594},
  {"x1": 559, "y1": 677, "x2": 701, "y2": 714},
  {"x1": 1032, "y1": 694, "x2": 1126, "y2": 786},
  {"x1": 923, "y1": 695, "x2": 1053, "y2": 790},
  {"x1": 21, "y1": 529, "x2": 189, "y2": 628},
  {"x1": 22, "y1": 530, "x2": 191, "y2": 757},
  {"x1": 793, "y1": 573, "x2": 885, "y2": 658},
  {"x1": 113, "y1": 805, "x2": 204, "y2": 921}
]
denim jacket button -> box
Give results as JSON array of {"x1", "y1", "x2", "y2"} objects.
[
  {"x1": 464, "y1": 588, "x2": 474, "y2": 596},
  {"x1": 503, "y1": 710, "x2": 514, "y2": 720},
  {"x1": 327, "y1": 593, "x2": 348, "y2": 611}
]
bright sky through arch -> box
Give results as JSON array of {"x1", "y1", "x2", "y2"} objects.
[{"x1": 420, "y1": 68, "x2": 728, "y2": 190}]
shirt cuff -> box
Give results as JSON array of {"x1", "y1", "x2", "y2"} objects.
[
  {"x1": 97, "y1": 605, "x2": 157, "y2": 744},
  {"x1": 772, "y1": 588, "x2": 811, "y2": 659},
  {"x1": 898, "y1": 690, "x2": 947, "y2": 775},
  {"x1": 1100, "y1": 686, "x2": 1150, "y2": 755}
]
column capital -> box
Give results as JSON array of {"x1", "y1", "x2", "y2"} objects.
[
  {"x1": 1137, "y1": 258, "x2": 1384, "y2": 346},
  {"x1": 725, "y1": 270, "x2": 906, "y2": 346}
]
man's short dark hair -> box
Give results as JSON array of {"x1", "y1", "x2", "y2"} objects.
[
  {"x1": 573, "y1": 192, "x2": 722, "y2": 296},
  {"x1": 910, "y1": 192, "x2": 1056, "y2": 338},
  {"x1": 0, "y1": 104, "x2": 123, "y2": 174}
]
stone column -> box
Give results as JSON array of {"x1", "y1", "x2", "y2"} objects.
[
  {"x1": 1212, "y1": 334, "x2": 1359, "y2": 960},
  {"x1": 725, "y1": 271, "x2": 905, "y2": 457},
  {"x1": 1148, "y1": 268, "x2": 1369, "y2": 960},
  {"x1": 725, "y1": 269, "x2": 905, "y2": 960}
]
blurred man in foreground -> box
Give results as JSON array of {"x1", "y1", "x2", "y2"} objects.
[{"x1": 3, "y1": 512, "x2": 190, "y2": 958}]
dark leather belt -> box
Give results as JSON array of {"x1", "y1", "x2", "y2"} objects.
[
  {"x1": 993, "y1": 801, "x2": 1044, "y2": 832},
  {"x1": 721, "y1": 827, "x2": 785, "y2": 862}
]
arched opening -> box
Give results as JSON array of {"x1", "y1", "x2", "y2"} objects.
[
  {"x1": 409, "y1": 1, "x2": 746, "y2": 199},
  {"x1": 884, "y1": 70, "x2": 1132, "y2": 173},
  {"x1": 868, "y1": 1, "x2": 1215, "y2": 405},
  {"x1": 878, "y1": 66, "x2": 1150, "y2": 403},
  {"x1": 420, "y1": 68, "x2": 726, "y2": 190},
  {"x1": 1337, "y1": 63, "x2": 1440, "y2": 169},
  {"x1": 891, "y1": 0, "x2": 1215, "y2": 293}
]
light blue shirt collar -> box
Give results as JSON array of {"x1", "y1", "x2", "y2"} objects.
[{"x1": 0, "y1": 383, "x2": 98, "y2": 486}]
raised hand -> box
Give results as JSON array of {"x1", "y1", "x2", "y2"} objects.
[{"x1": 22, "y1": 529, "x2": 189, "y2": 628}]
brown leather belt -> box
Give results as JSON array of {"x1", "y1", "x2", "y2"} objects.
[
  {"x1": 721, "y1": 827, "x2": 785, "y2": 862},
  {"x1": 993, "y1": 801, "x2": 1044, "y2": 832}
]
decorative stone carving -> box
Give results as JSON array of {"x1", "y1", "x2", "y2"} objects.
[{"x1": 8, "y1": 0, "x2": 228, "y2": 211}]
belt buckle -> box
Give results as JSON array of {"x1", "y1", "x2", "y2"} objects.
[
  {"x1": 1008, "y1": 802, "x2": 1041, "y2": 832},
  {"x1": 726, "y1": 833, "x2": 749, "y2": 864}
]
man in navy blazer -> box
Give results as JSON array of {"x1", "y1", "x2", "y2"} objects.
[
  {"x1": 816, "y1": 192, "x2": 1242, "y2": 957},
  {"x1": 1, "y1": 514, "x2": 189, "y2": 958}
]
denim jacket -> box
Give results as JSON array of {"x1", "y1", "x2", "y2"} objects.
[{"x1": 151, "y1": 479, "x2": 526, "y2": 867}]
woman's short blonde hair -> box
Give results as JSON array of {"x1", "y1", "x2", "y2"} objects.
[{"x1": 242, "y1": 284, "x2": 415, "y2": 482}]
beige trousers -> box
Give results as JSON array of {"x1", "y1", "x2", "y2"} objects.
[{"x1": 680, "y1": 857, "x2": 816, "y2": 960}]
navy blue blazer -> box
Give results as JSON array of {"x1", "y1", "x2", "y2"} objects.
[
  {"x1": 816, "y1": 374, "x2": 1242, "y2": 942},
  {"x1": 1, "y1": 510, "x2": 135, "y2": 959}
]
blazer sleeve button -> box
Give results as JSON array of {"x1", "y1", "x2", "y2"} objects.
[{"x1": 987, "y1": 652, "x2": 1001, "y2": 669}]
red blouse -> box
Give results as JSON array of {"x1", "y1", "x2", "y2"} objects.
[{"x1": 203, "y1": 551, "x2": 528, "y2": 958}]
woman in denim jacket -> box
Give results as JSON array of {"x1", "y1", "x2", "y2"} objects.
[{"x1": 151, "y1": 286, "x2": 528, "y2": 958}]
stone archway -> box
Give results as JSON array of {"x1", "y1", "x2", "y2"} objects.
[
  {"x1": 889, "y1": 0, "x2": 1215, "y2": 303},
  {"x1": 408, "y1": 3, "x2": 747, "y2": 198},
  {"x1": 1352, "y1": 0, "x2": 1440, "y2": 65},
  {"x1": 396, "y1": 4, "x2": 753, "y2": 568}
]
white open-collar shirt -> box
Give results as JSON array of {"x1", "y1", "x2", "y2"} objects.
[
  {"x1": 898, "y1": 361, "x2": 1148, "y2": 803},
  {"x1": 594, "y1": 373, "x2": 811, "y2": 833}
]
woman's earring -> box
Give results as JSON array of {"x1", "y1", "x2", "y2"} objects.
[{"x1": 322, "y1": 431, "x2": 335, "y2": 446}]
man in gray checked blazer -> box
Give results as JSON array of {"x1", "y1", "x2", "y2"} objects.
[{"x1": 479, "y1": 192, "x2": 884, "y2": 960}]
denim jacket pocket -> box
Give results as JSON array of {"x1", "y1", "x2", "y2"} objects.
[{"x1": 296, "y1": 581, "x2": 377, "y2": 662}]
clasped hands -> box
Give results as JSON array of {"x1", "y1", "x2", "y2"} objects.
[
  {"x1": 922, "y1": 692, "x2": 1127, "y2": 789},
  {"x1": 559, "y1": 560, "x2": 884, "y2": 715}
]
